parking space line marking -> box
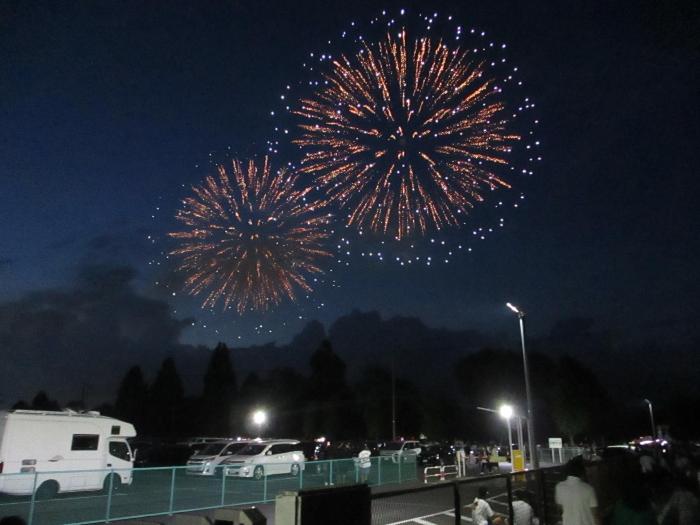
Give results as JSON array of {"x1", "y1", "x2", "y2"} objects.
[
  {"x1": 445, "y1": 511, "x2": 472, "y2": 522},
  {"x1": 413, "y1": 519, "x2": 439, "y2": 525},
  {"x1": 385, "y1": 509, "x2": 453, "y2": 525}
]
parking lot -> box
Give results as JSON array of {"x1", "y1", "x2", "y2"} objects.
[{"x1": 0, "y1": 457, "x2": 418, "y2": 525}]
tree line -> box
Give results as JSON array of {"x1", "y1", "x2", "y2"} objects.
[{"x1": 12, "y1": 340, "x2": 634, "y2": 444}]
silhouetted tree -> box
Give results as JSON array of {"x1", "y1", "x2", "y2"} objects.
[
  {"x1": 454, "y1": 348, "x2": 559, "y2": 442},
  {"x1": 550, "y1": 356, "x2": 610, "y2": 444},
  {"x1": 304, "y1": 340, "x2": 364, "y2": 438},
  {"x1": 264, "y1": 367, "x2": 307, "y2": 437},
  {"x1": 356, "y1": 367, "x2": 393, "y2": 439},
  {"x1": 150, "y1": 357, "x2": 185, "y2": 438},
  {"x1": 201, "y1": 343, "x2": 237, "y2": 435},
  {"x1": 30, "y1": 391, "x2": 60, "y2": 411},
  {"x1": 11, "y1": 400, "x2": 30, "y2": 410},
  {"x1": 114, "y1": 366, "x2": 149, "y2": 433}
]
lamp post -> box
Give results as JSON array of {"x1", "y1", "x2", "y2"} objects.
[
  {"x1": 499, "y1": 404, "x2": 515, "y2": 473},
  {"x1": 251, "y1": 409, "x2": 267, "y2": 438},
  {"x1": 506, "y1": 303, "x2": 539, "y2": 469},
  {"x1": 643, "y1": 398, "x2": 656, "y2": 438}
]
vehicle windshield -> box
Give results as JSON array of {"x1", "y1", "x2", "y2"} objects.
[
  {"x1": 199, "y1": 443, "x2": 227, "y2": 456},
  {"x1": 237, "y1": 444, "x2": 267, "y2": 456},
  {"x1": 384, "y1": 442, "x2": 403, "y2": 451}
]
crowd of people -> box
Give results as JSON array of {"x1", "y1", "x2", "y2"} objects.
[{"x1": 462, "y1": 442, "x2": 700, "y2": 525}]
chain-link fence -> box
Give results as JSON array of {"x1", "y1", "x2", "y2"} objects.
[
  {"x1": 0, "y1": 456, "x2": 418, "y2": 525},
  {"x1": 538, "y1": 447, "x2": 585, "y2": 465}
]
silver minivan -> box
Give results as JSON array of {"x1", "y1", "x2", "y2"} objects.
[
  {"x1": 223, "y1": 440, "x2": 305, "y2": 480},
  {"x1": 186, "y1": 440, "x2": 250, "y2": 476}
]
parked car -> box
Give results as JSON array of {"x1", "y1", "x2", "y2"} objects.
[
  {"x1": 0, "y1": 409, "x2": 136, "y2": 498},
  {"x1": 418, "y1": 442, "x2": 455, "y2": 467},
  {"x1": 223, "y1": 440, "x2": 305, "y2": 480},
  {"x1": 380, "y1": 440, "x2": 422, "y2": 463},
  {"x1": 185, "y1": 440, "x2": 250, "y2": 476}
]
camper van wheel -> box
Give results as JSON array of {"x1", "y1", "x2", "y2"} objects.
[
  {"x1": 290, "y1": 463, "x2": 300, "y2": 476},
  {"x1": 36, "y1": 480, "x2": 59, "y2": 500},
  {"x1": 103, "y1": 473, "x2": 122, "y2": 493},
  {"x1": 253, "y1": 466, "x2": 264, "y2": 481}
]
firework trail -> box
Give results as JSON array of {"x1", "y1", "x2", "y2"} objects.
[
  {"x1": 294, "y1": 30, "x2": 520, "y2": 240},
  {"x1": 169, "y1": 157, "x2": 331, "y2": 313}
]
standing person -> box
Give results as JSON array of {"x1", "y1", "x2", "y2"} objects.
[
  {"x1": 356, "y1": 443, "x2": 372, "y2": 483},
  {"x1": 480, "y1": 446, "x2": 489, "y2": 475},
  {"x1": 456, "y1": 445, "x2": 467, "y2": 477},
  {"x1": 489, "y1": 445, "x2": 501, "y2": 473},
  {"x1": 555, "y1": 456, "x2": 601, "y2": 525}
]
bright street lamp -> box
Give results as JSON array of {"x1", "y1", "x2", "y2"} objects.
[
  {"x1": 499, "y1": 404, "x2": 515, "y2": 472},
  {"x1": 506, "y1": 302, "x2": 539, "y2": 469},
  {"x1": 499, "y1": 404, "x2": 514, "y2": 419},
  {"x1": 251, "y1": 409, "x2": 267, "y2": 436}
]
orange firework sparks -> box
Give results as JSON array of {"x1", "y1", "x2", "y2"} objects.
[
  {"x1": 168, "y1": 157, "x2": 331, "y2": 313},
  {"x1": 294, "y1": 30, "x2": 520, "y2": 240}
]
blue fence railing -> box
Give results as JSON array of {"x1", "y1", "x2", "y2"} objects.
[{"x1": 0, "y1": 455, "x2": 418, "y2": 525}]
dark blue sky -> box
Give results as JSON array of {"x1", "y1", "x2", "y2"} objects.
[{"x1": 1, "y1": 0, "x2": 698, "y2": 347}]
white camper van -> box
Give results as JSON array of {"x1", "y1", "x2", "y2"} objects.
[{"x1": 0, "y1": 410, "x2": 137, "y2": 498}]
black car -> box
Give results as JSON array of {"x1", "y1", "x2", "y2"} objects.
[{"x1": 418, "y1": 442, "x2": 455, "y2": 466}]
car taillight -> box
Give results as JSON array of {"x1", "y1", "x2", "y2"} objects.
[{"x1": 0, "y1": 462, "x2": 3, "y2": 473}]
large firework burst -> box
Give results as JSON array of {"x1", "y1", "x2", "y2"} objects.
[
  {"x1": 294, "y1": 30, "x2": 521, "y2": 240},
  {"x1": 168, "y1": 157, "x2": 331, "y2": 313}
]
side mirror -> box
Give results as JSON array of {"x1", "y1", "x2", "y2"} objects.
[{"x1": 266, "y1": 450, "x2": 272, "y2": 456}]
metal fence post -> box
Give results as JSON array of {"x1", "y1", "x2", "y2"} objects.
[
  {"x1": 506, "y1": 475, "x2": 514, "y2": 525},
  {"x1": 169, "y1": 467, "x2": 176, "y2": 515},
  {"x1": 299, "y1": 465, "x2": 304, "y2": 490},
  {"x1": 220, "y1": 468, "x2": 226, "y2": 506},
  {"x1": 27, "y1": 471, "x2": 38, "y2": 525},
  {"x1": 263, "y1": 473, "x2": 268, "y2": 501},
  {"x1": 452, "y1": 481, "x2": 462, "y2": 525},
  {"x1": 329, "y1": 460, "x2": 334, "y2": 486},
  {"x1": 377, "y1": 457, "x2": 382, "y2": 486},
  {"x1": 539, "y1": 468, "x2": 548, "y2": 525},
  {"x1": 398, "y1": 457, "x2": 402, "y2": 483},
  {"x1": 105, "y1": 469, "x2": 114, "y2": 523}
]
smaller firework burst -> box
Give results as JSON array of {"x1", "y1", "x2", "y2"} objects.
[{"x1": 169, "y1": 157, "x2": 331, "y2": 313}]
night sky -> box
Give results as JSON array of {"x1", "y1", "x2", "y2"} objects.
[{"x1": 1, "y1": 0, "x2": 698, "y2": 352}]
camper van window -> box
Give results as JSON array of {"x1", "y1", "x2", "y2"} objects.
[
  {"x1": 109, "y1": 441, "x2": 130, "y2": 461},
  {"x1": 72, "y1": 434, "x2": 99, "y2": 451},
  {"x1": 111, "y1": 425, "x2": 121, "y2": 435}
]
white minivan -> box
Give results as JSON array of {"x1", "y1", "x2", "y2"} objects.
[
  {"x1": 185, "y1": 440, "x2": 250, "y2": 476},
  {"x1": 223, "y1": 440, "x2": 305, "y2": 480},
  {"x1": 0, "y1": 409, "x2": 136, "y2": 498},
  {"x1": 380, "y1": 440, "x2": 422, "y2": 463}
]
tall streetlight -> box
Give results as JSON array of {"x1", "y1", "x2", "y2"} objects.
[
  {"x1": 643, "y1": 398, "x2": 656, "y2": 438},
  {"x1": 506, "y1": 302, "x2": 539, "y2": 469},
  {"x1": 499, "y1": 404, "x2": 515, "y2": 473}
]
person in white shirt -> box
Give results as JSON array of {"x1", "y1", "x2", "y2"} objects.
[
  {"x1": 512, "y1": 489, "x2": 536, "y2": 525},
  {"x1": 555, "y1": 456, "x2": 600, "y2": 525},
  {"x1": 471, "y1": 487, "x2": 505, "y2": 525},
  {"x1": 356, "y1": 443, "x2": 372, "y2": 483}
]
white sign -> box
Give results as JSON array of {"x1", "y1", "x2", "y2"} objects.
[{"x1": 549, "y1": 437, "x2": 563, "y2": 449}]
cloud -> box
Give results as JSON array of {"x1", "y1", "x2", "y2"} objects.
[{"x1": 0, "y1": 264, "x2": 195, "y2": 406}]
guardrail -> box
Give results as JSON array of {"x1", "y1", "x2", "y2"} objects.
[
  {"x1": 0, "y1": 456, "x2": 418, "y2": 525},
  {"x1": 423, "y1": 465, "x2": 458, "y2": 484}
]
